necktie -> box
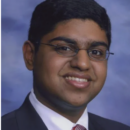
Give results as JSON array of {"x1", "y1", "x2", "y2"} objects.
[{"x1": 72, "y1": 124, "x2": 87, "y2": 130}]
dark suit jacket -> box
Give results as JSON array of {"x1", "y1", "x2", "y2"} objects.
[{"x1": 2, "y1": 96, "x2": 130, "y2": 130}]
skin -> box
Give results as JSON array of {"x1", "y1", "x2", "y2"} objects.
[{"x1": 23, "y1": 19, "x2": 108, "y2": 123}]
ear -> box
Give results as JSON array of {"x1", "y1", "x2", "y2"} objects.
[{"x1": 23, "y1": 41, "x2": 35, "y2": 70}]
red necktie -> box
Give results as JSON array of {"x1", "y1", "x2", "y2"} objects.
[{"x1": 72, "y1": 124, "x2": 87, "y2": 130}]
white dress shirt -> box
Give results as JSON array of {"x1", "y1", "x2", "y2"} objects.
[{"x1": 29, "y1": 89, "x2": 89, "y2": 130}]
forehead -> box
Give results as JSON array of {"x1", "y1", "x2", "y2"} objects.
[{"x1": 41, "y1": 19, "x2": 108, "y2": 46}]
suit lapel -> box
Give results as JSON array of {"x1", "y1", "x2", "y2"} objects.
[
  {"x1": 89, "y1": 119, "x2": 96, "y2": 130},
  {"x1": 88, "y1": 113, "x2": 104, "y2": 130},
  {"x1": 15, "y1": 95, "x2": 105, "y2": 130},
  {"x1": 15, "y1": 95, "x2": 48, "y2": 130}
]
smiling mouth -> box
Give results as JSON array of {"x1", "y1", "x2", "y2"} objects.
[
  {"x1": 64, "y1": 76, "x2": 90, "y2": 89},
  {"x1": 65, "y1": 76, "x2": 88, "y2": 82}
]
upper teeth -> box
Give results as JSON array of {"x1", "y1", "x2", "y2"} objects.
[{"x1": 65, "y1": 77, "x2": 88, "y2": 82}]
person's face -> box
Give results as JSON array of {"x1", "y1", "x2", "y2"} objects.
[{"x1": 24, "y1": 19, "x2": 108, "y2": 108}]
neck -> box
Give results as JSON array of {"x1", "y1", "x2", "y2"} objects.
[{"x1": 34, "y1": 87, "x2": 87, "y2": 123}]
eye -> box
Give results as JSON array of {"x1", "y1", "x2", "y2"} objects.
[
  {"x1": 56, "y1": 45, "x2": 71, "y2": 51},
  {"x1": 54, "y1": 44, "x2": 76, "y2": 56},
  {"x1": 91, "y1": 50, "x2": 103, "y2": 55},
  {"x1": 88, "y1": 49, "x2": 107, "y2": 60}
]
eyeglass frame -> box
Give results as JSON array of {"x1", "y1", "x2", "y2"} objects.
[{"x1": 40, "y1": 43, "x2": 114, "y2": 61}]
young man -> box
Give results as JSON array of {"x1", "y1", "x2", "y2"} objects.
[{"x1": 2, "y1": 0, "x2": 130, "y2": 130}]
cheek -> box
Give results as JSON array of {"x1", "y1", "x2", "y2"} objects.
[
  {"x1": 92, "y1": 61, "x2": 107, "y2": 90},
  {"x1": 40, "y1": 53, "x2": 68, "y2": 82},
  {"x1": 34, "y1": 52, "x2": 69, "y2": 95},
  {"x1": 93, "y1": 61, "x2": 107, "y2": 78}
]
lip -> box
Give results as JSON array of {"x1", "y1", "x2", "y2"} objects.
[{"x1": 63, "y1": 72, "x2": 92, "y2": 89}]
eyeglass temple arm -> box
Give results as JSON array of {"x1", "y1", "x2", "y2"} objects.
[{"x1": 110, "y1": 52, "x2": 114, "y2": 55}]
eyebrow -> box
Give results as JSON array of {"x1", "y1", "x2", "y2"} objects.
[
  {"x1": 48, "y1": 36, "x2": 77, "y2": 45},
  {"x1": 90, "y1": 41, "x2": 108, "y2": 49},
  {"x1": 48, "y1": 36, "x2": 108, "y2": 49}
]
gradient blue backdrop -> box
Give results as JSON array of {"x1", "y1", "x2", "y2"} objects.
[{"x1": 2, "y1": 0, "x2": 130, "y2": 126}]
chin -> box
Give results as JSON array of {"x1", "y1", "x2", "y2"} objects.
[{"x1": 66, "y1": 99, "x2": 89, "y2": 108}]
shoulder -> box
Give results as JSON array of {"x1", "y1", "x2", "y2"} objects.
[
  {"x1": 2, "y1": 110, "x2": 18, "y2": 130},
  {"x1": 88, "y1": 113, "x2": 130, "y2": 130}
]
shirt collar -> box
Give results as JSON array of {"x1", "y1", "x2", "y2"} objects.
[{"x1": 29, "y1": 89, "x2": 89, "y2": 130}]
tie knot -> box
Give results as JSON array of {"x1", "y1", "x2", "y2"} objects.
[{"x1": 72, "y1": 124, "x2": 87, "y2": 130}]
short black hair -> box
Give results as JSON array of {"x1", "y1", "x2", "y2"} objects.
[{"x1": 28, "y1": 0, "x2": 111, "y2": 51}]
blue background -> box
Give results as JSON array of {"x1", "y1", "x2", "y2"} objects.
[{"x1": 2, "y1": 0, "x2": 130, "y2": 126}]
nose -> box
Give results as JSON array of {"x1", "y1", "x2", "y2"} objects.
[{"x1": 70, "y1": 50, "x2": 92, "y2": 71}]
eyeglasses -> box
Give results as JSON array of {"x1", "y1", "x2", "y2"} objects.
[{"x1": 42, "y1": 43, "x2": 114, "y2": 61}]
